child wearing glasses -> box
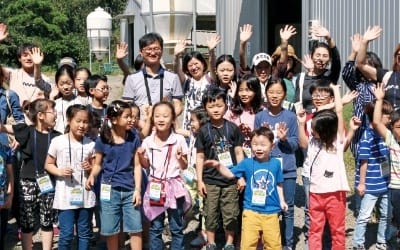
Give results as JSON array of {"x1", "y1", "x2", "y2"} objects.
[
  {"x1": 53, "y1": 65, "x2": 83, "y2": 133},
  {"x1": 84, "y1": 74, "x2": 110, "y2": 130}
]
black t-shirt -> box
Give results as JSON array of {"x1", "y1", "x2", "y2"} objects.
[
  {"x1": 13, "y1": 124, "x2": 61, "y2": 179},
  {"x1": 376, "y1": 68, "x2": 400, "y2": 109},
  {"x1": 195, "y1": 120, "x2": 244, "y2": 186}
]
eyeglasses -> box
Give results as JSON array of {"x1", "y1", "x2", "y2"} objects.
[
  {"x1": 311, "y1": 94, "x2": 331, "y2": 100},
  {"x1": 95, "y1": 87, "x2": 111, "y2": 92},
  {"x1": 142, "y1": 46, "x2": 162, "y2": 54}
]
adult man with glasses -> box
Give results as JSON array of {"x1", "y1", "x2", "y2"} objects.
[{"x1": 122, "y1": 32, "x2": 183, "y2": 121}]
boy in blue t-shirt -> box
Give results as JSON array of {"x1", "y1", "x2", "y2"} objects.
[
  {"x1": 0, "y1": 143, "x2": 14, "y2": 249},
  {"x1": 353, "y1": 100, "x2": 391, "y2": 250},
  {"x1": 204, "y1": 126, "x2": 288, "y2": 249}
]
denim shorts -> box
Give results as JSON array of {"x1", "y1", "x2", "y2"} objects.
[{"x1": 100, "y1": 186, "x2": 142, "y2": 236}]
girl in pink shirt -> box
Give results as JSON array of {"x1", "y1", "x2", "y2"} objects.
[
  {"x1": 137, "y1": 101, "x2": 191, "y2": 250},
  {"x1": 224, "y1": 74, "x2": 263, "y2": 157}
]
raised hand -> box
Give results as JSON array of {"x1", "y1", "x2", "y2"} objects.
[
  {"x1": 227, "y1": 81, "x2": 237, "y2": 99},
  {"x1": 373, "y1": 82, "x2": 385, "y2": 100},
  {"x1": 239, "y1": 24, "x2": 253, "y2": 43},
  {"x1": 276, "y1": 122, "x2": 288, "y2": 141},
  {"x1": 29, "y1": 47, "x2": 44, "y2": 65},
  {"x1": 362, "y1": 25, "x2": 382, "y2": 42},
  {"x1": 280, "y1": 25, "x2": 297, "y2": 42},
  {"x1": 310, "y1": 25, "x2": 331, "y2": 40},
  {"x1": 116, "y1": 42, "x2": 128, "y2": 60},
  {"x1": 350, "y1": 33, "x2": 362, "y2": 53},
  {"x1": 174, "y1": 40, "x2": 187, "y2": 56},
  {"x1": 342, "y1": 90, "x2": 359, "y2": 105},
  {"x1": 0, "y1": 23, "x2": 8, "y2": 42},
  {"x1": 349, "y1": 116, "x2": 362, "y2": 131},
  {"x1": 296, "y1": 108, "x2": 307, "y2": 124},
  {"x1": 301, "y1": 54, "x2": 314, "y2": 72},
  {"x1": 206, "y1": 33, "x2": 221, "y2": 51}
]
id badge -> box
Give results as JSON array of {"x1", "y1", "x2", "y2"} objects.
[
  {"x1": 218, "y1": 151, "x2": 233, "y2": 168},
  {"x1": 251, "y1": 188, "x2": 267, "y2": 206},
  {"x1": 100, "y1": 183, "x2": 111, "y2": 202},
  {"x1": 381, "y1": 160, "x2": 391, "y2": 177},
  {"x1": 149, "y1": 182, "x2": 162, "y2": 201},
  {"x1": 243, "y1": 147, "x2": 252, "y2": 158},
  {"x1": 0, "y1": 189, "x2": 4, "y2": 206},
  {"x1": 70, "y1": 187, "x2": 84, "y2": 206},
  {"x1": 36, "y1": 175, "x2": 54, "y2": 194},
  {"x1": 183, "y1": 166, "x2": 196, "y2": 183}
]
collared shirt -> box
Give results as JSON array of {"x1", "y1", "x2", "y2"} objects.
[{"x1": 122, "y1": 65, "x2": 183, "y2": 120}]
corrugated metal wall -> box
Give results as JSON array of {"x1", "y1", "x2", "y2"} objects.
[{"x1": 302, "y1": 0, "x2": 400, "y2": 83}]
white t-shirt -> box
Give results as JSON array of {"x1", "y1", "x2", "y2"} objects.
[
  {"x1": 54, "y1": 97, "x2": 83, "y2": 134},
  {"x1": 7, "y1": 68, "x2": 52, "y2": 106},
  {"x1": 47, "y1": 135, "x2": 96, "y2": 209},
  {"x1": 306, "y1": 136, "x2": 350, "y2": 193}
]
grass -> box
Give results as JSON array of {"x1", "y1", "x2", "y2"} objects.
[{"x1": 343, "y1": 104, "x2": 356, "y2": 193}]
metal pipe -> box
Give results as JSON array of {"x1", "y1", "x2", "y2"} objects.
[{"x1": 192, "y1": 0, "x2": 197, "y2": 50}]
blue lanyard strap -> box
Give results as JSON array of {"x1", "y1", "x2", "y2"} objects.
[
  {"x1": 207, "y1": 121, "x2": 229, "y2": 150},
  {"x1": 34, "y1": 130, "x2": 50, "y2": 176}
]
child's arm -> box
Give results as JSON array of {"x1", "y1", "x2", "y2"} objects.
[
  {"x1": 239, "y1": 24, "x2": 253, "y2": 70},
  {"x1": 136, "y1": 147, "x2": 150, "y2": 168},
  {"x1": 176, "y1": 146, "x2": 188, "y2": 170},
  {"x1": 277, "y1": 183, "x2": 288, "y2": 211},
  {"x1": 356, "y1": 26, "x2": 382, "y2": 82},
  {"x1": 85, "y1": 152, "x2": 103, "y2": 190},
  {"x1": 0, "y1": 122, "x2": 15, "y2": 134},
  {"x1": 139, "y1": 105, "x2": 153, "y2": 139},
  {"x1": 207, "y1": 34, "x2": 221, "y2": 82},
  {"x1": 234, "y1": 146, "x2": 244, "y2": 164},
  {"x1": 344, "y1": 116, "x2": 362, "y2": 151},
  {"x1": 331, "y1": 83, "x2": 345, "y2": 140},
  {"x1": 356, "y1": 160, "x2": 367, "y2": 196},
  {"x1": 45, "y1": 155, "x2": 73, "y2": 178},
  {"x1": 133, "y1": 152, "x2": 142, "y2": 207},
  {"x1": 175, "y1": 128, "x2": 190, "y2": 138},
  {"x1": 372, "y1": 83, "x2": 388, "y2": 138},
  {"x1": 196, "y1": 151, "x2": 207, "y2": 197},
  {"x1": 203, "y1": 159, "x2": 235, "y2": 179},
  {"x1": 341, "y1": 90, "x2": 359, "y2": 106},
  {"x1": 296, "y1": 109, "x2": 308, "y2": 149}
]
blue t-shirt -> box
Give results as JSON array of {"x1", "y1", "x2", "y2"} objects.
[
  {"x1": 231, "y1": 157, "x2": 283, "y2": 214},
  {"x1": 254, "y1": 108, "x2": 298, "y2": 178},
  {"x1": 356, "y1": 127, "x2": 389, "y2": 194},
  {"x1": 0, "y1": 144, "x2": 12, "y2": 190},
  {"x1": 95, "y1": 130, "x2": 141, "y2": 190}
]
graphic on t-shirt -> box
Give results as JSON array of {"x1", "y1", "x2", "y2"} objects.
[
  {"x1": 211, "y1": 134, "x2": 232, "y2": 154},
  {"x1": 251, "y1": 169, "x2": 275, "y2": 196}
]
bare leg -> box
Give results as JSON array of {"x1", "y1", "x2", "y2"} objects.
[
  {"x1": 41, "y1": 230, "x2": 53, "y2": 250},
  {"x1": 21, "y1": 232, "x2": 33, "y2": 250},
  {"x1": 129, "y1": 232, "x2": 142, "y2": 250}
]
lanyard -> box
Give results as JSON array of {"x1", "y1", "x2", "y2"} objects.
[
  {"x1": 143, "y1": 74, "x2": 163, "y2": 105},
  {"x1": 68, "y1": 134, "x2": 84, "y2": 185},
  {"x1": 151, "y1": 144, "x2": 173, "y2": 179},
  {"x1": 33, "y1": 130, "x2": 50, "y2": 176}
]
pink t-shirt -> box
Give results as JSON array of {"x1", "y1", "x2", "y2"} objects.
[
  {"x1": 141, "y1": 131, "x2": 189, "y2": 179},
  {"x1": 307, "y1": 136, "x2": 350, "y2": 193},
  {"x1": 224, "y1": 108, "x2": 255, "y2": 131}
]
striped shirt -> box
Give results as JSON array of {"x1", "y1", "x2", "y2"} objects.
[
  {"x1": 385, "y1": 130, "x2": 400, "y2": 189},
  {"x1": 356, "y1": 127, "x2": 389, "y2": 194},
  {"x1": 342, "y1": 61, "x2": 376, "y2": 158}
]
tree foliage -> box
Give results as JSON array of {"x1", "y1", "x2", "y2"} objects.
[{"x1": 0, "y1": 0, "x2": 127, "y2": 69}]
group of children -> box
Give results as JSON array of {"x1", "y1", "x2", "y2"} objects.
[{"x1": 1, "y1": 21, "x2": 400, "y2": 250}]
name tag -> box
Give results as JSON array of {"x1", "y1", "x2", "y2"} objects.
[
  {"x1": 149, "y1": 181, "x2": 162, "y2": 201},
  {"x1": 70, "y1": 187, "x2": 84, "y2": 206},
  {"x1": 183, "y1": 166, "x2": 196, "y2": 183},
  {"x1": 218, "y1": 151, "x2": 233, "y2": 168},
  {"x1": 100, "y1": 183, "x2": 111, "y2": 201},
  {"x1": 36, "y1": 175, "x2": 54, "y2": 194},
  {"x1": 251, "y1": 188, "x2": 267, "y2": 206}
]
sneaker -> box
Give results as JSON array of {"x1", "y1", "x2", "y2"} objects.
[
  {"x1": 206, "y1": 243, "x2": 217, "y2": 250},
  {"x1": 375, "y1": 242, "x2": 387, "y2": 250},
  {"x1": 353, "y1": 245, "x2": 366, "y2": 250},
  {"x1": 223, "y1": 244, "x2": 235, "y2": 250},
  {"x1": 283, "y1": 247, "x2": 292, "y2": 250},
  {"x1": 190, "y1": 233, "x2": 207, "y2": 247}
]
